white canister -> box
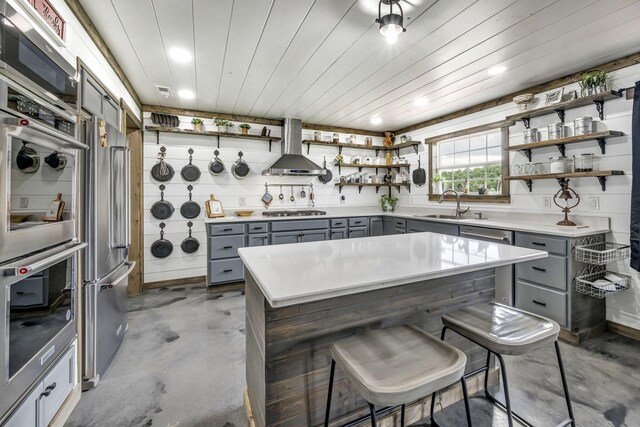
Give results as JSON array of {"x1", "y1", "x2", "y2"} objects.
[
  {"x1": 547, "y1": 122, "x2": 565, "y2": 140},
  {"x1": 549, "y1": 156, "x2": 568, "y2": 174},
  {"x1": 574, "y1": 117, "x2": 593, "y2": 136}
]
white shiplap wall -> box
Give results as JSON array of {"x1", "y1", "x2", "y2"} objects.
[
  {"x1": 142, "y1": 116, "x2": 384, "y2": 283},
  {"x1": 395, "y1": 64, "x2": 640, "y2": 329}
]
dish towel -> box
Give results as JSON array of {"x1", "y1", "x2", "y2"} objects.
[{"x1": 631, "y1": 81, "x2": 640, "y2": 271}]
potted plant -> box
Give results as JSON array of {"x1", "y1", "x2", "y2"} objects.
[
  {"x1": 592, "y1": 70, "x2": 609, "y2": 93},
  {"x1": 579, "y1": 70, "x2": 609, "y2": 96},
  {"x1": 238, "y1": 123, "x2": 251, "y2": 135},
  {"x1": 380, "y1": 194, "x2": 398, "y2": 212},
  {"x1": 214, "y1": 118, "x2": 231, "y2": 133},
  {"x1": 191, "y1": 118, "x2": 204, "y2": 132},
  {"x1": 431, "y1": 174, "x2": 443, "y2": 193}
]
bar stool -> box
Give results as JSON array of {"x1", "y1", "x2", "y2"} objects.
[
  {"x1": 438, "y1": 302, "x2": 575, "y2": 427},
  {"x1": 323, "y1": 325, "x2": 473, "y2": 427}
]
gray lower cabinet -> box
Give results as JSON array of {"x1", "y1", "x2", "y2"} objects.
[
  {"x1": 271, "y1": 232, "x2": 299, "y2": 246},
  {"x1": 247, "y1": 234, "x2": 269, "y2": 247},
  {"x1": 384, "y1": 217, "x2": 406, "y2": 235},
  {"x1": 369, "y1": 217, "x2": 383, "y2": 236},
  {"x1": 331, "y1": 229, "x2": 347, "y2": 240},
  {"x1": 348, "y1": 227, "x2": 368, "y2": 239},
  {"x1": 407, "y1": 219, "x2": 459, "y2": 236}
]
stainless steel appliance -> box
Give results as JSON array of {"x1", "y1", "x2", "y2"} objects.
[
  {"x1": 81, "y1": 116, "x2": 134, "y2": 390},
  {"x1": 0, "y1": 241, "x2": 85, "y2": 419},
  {"x1": 262, "y1": 210, "x2": 327, "y2": 217},
  {"x1": 459, "y1": 225, "x2": 514, "y2": 305},
  {"x1": 262, "y1": 118, "x2": 326, "y2": 176}
]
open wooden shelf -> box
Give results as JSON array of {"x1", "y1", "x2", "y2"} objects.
[
  {"x1": 335, "y1": 182, "x2": 411, "y2": 193},
  {"x1": 146, "y1": 125, "x2": 282, "y2": 151},
  {"x1": 303, "y1": 139, "x2": 420, "y2": 155},
  {"x1": 508, "y1": 130, "x2": 624, "y2": 160},
  {"x1": 505, "y1": 170, "x2": 624, "y2": 192},
  {"x1": 506, "y1": 90, "x2": 623, "y2": 127},
  {"x1": 334, "y1": 163, "x2": 410, "y2": 173}
]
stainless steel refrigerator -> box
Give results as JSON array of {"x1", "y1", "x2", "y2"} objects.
[{"x1": 81, "y1": 116, "x2": 135, "y2": 390}]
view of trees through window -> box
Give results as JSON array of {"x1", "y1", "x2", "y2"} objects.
[{"x1": 434, "y1": 130, "x2": 503, "y2": 194}]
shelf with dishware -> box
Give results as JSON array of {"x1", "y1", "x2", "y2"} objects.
[
  {"x1": 303, "y1": 139, "x2": 420, "y2": 155},
  {"x1": 508, "y1": 130, "x2": 624, "y2": 161},
  {"x1": 506, "y1": 90, "x2": 623, "y2": 128},
  {"x1": 334, "y1": 162, "x2": 410, "y2": 174},
  {"x1": 145, "y1": 125, "x2": 282, "y2": 151},
  {"x1": 335, "y1": 182, "x2": 411, "y2": 194},
  {"x1": 505, "y1": 170, "x2": 624, "y2": 192}
]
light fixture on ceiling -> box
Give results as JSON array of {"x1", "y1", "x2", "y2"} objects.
[
  {"x1": 487, "y1": 65, "x2": 507, "y2": 76},
  {"x1": 376, "y1": 0, "x2": 406, "y2": 45},
  {"x1": 413, "y1": 97, "x2": 428, "y2": 107},
  {"x1": 168, "y1": 47, "x2": 192, "y2": 63},
  {"x1": 177, "y1": 89, "x2": 195, "y2": 100},
  {"x1": 370, "y1": 115, "x2": 382, "y2": 125}
]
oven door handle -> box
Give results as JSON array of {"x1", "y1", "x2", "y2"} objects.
[
  {"x1": 0, "y1": 242, "x2": 87, "y2": 277},
  {"x1": 2, "y1": 117, "x2": 88, "y2": 150}
]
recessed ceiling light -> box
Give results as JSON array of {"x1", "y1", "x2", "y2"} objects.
[
  {"x1": 177, "y1": 89, "x2": 195, "y2": 100},
  {"x1": 487, "y1": 65, "x2": 507, "y2": 76},
  {"x1": 414, "y1": 97, "x2": 429, "y2": 107},
  {"x1": 168, "y1": 48, "x2": 192, "y2": 63},
  {"x1": 370, "y1": 116, "x2": 382, "y2": 125}
]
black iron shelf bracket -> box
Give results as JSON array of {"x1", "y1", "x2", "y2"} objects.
[
  {"x1": 521, "y1": 117, "x2": 530, "y2": 129},
  {"x1": 593, "y1": 100, "x2": 605, "y2": 120},
  {"x1": 556, "y1": 144, "x2": 566, "y2": 156},
  {"x1": 376, "y1": 186, "x2": 381, "y2": 194},
  {"x1": 597, "y1": 176, "x2": 607, "y2": 191},
  {"x1": 596, "y1": 138, "x2": 606, "y2": 154},
  {"x1": 524, "y1": 179, "x2": 532, "y2": 192},
  {"x1": 306, "y1": 143, "x2": 310, "y2": 154},
  {"x1": 338, "y1": 146, "x2": 343, "y2": 155},
  {"x1": 375, "y1": 148, "x2": 381, "y2": 156},
  {"x1": 268, "y1": 139, "x2": 272, "y2": 152},
  {"x1": 412, "y1": 144, "x2": 419, "y2": 155},
  {"x1": 521, "y1": 148, "x2": 532, "y2": 162},
  {"x1": 555, "y1": 109, "x2": 565, "y2": 123},
  {"x1": 156, "y1": 130, "x2": 160, "y2": 145},
  {"x1": 358, "y1": 185, "x2": 363, "y2": 194},
  {"x1": 394, "y1": 148, "x2": 400, "y2": 156},
  {"x1": 217, "y1": 135, "x2": 220, "y2": 149}
]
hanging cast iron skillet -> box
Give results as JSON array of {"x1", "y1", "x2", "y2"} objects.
[
  {"x1": 151, "y1": 222, "x2": 173, "y2": 258},
  {"x1": 151, "y1": 146, "x2": 175, "y2": 182},
  {"x1": 231, "y1": 151, "x2": 250, "y2": 179},
  {"x1": 413, "y1": 155, "x2": 426, "y2": 186},
  {"x1": 151, "y1": 184, "x2": 174, "y2": 220},
  {"x1": 44, "y1": 152, "x2": 67, "y2": 171},
  {"x1": 181, "y1": 221, "x2": 200, "y2": 254},
  {"x1": 180, "y1": 185, "x2": 201, "y2": 219},
  {"x1": 16, "y1": 143, "x2": 40, "y2": 173},
  {"x1": 181, "y1": 148, "x2": 201, "y2": 182},
  {"x1": 318, "y1": 157, "x2": 332, "y2": 184},
  {"x1": 209, "y1": 149, "x2": 225, "y2": 176}
]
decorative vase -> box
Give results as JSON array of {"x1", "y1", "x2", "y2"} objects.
[
  {"x1": 241, "y1": 128, "x2": 249, "y2": 135},
  {"x1": 381, "y1": 202, "x2": 395, "y2": 212},
  {"x1": 194, "y1": 123, "x2": 203, "y2": 132},
  {"x1": 383, "y1": 132, "x2": 394, "y2": 147},
  {"x1": 217, "y1": 126, "x2": 227, "y2": 133}
]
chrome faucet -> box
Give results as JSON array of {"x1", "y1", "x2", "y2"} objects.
[{"x1": 438, "y1": 189, "x2": 470, "y2": 218}]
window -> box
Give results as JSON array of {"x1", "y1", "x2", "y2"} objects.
[{"x1": 427, "y1": 123, "x2": 510, "y2": 203}]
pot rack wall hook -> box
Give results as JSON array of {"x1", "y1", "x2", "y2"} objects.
[{"x1": 156, "y1": 130, "x2": 159, "y2": 145}]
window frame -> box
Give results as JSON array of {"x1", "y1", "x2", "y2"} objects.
[{"x1": 426, "y1": 120, "x2": 512, "y2": 204}]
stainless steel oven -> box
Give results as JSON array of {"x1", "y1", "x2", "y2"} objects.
[{"x1": 0, "y1": 241, "x2": 85, "y2": 418}]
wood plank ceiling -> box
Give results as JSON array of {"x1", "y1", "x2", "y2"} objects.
[{"x1": 79, "y1": 0, "x2": 640, "y2": 131}]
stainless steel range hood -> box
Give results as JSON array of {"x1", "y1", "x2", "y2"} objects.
[{"x1": 262, "y1": 118, "x2": 326, "y2": 176}]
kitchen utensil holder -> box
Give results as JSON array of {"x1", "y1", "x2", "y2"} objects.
[
  {"x1": 575, "y1": 242, "x2": 630, "y2": 265},
  {"x1": 575, "y1": 265, "x2": 631, "y2": 298}
]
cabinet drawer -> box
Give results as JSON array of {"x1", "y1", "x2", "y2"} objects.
[
  {"x1": 331, "y1": 218, "x2": 347, "y2": 228},
  {"x1": 516, "y1": 233, "x2": 567, "y2": 256},
  {"x1": 394, "y1": 218, "x2": 406, "y2": 228},
  {"x1": 209, "y1": 235, "x2": 245, "y2": 259},
  {"x1": 209, "y1": 259, "x2": 244, "y2": 284},
  {"x1": 10, "y1": 277, "x2": 47, "y2": 307},
  {"x1": 348, "y1": 217, "x2": 368, "y2": 227},
  {"x1": 247, "y1": 222, "x2": 268, "y2": 233},
  {"x1": 3, "y1": 383, "x2": 42, "y2": 427},
  {"x1": 515, "y1": 255, "x2": 567, "y2": 291},
  {"x1": 42, "y1": 342, "x2": 76, "y2": 425},
  {"x1": 209, "y1": 223, "x2": 245, "y2": 236},
  {"x1": 395, "y1": 228, "x2": 406, "y2": 234},
  {"x1": 515, "y1": 281, "x2": 567, "y2": 327},
  {"x1": 271, "y1": 219, "x2": 329, "y2": 232}
]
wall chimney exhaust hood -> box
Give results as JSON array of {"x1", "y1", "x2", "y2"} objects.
[{"x1": 262, "y1": 118, "x2": 326, "y2": 176}]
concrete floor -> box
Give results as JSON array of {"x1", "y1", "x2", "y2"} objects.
[{"x1": 66, "y1": 286, "x2": 640, "y2": 427}]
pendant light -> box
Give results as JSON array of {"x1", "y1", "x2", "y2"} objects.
[{"x1": 376, "y1": 0, "x2": 406, "y2": 45}]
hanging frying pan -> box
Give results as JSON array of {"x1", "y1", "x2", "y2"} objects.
[
  {"x1": 180, "y1": 185, "x2": 201, "y2": 219},
  {"x1": 181, "y1": 148, "x2": 201, "y2": 182},
  {"x1": 413, "y1": 155, "x2": 426, "y2": 186},
  {"x1": 151, "y1": 222, "x2": 173, "y2": 258},
  {"x1": 150, "y1": 146, "x2": 175, "y2": 182},
  {"x1": 16, "y1": 143, "x2": 40, "y2": 173},
  {"x1": 231, "y1": 151, "x2": 250, "y2": 179},
  {"x1": 318, "y1": 157, "x2": 332, "y2": 184},
  {"x1": 151, "y1": 184, "x2": 174, "y2": 220},
  {"x1": 209, "y1": 149, "x2": 225, "y2": 176},
  {"x1": 181, "y1": 221, "x2": 200, "y2": 254},
  {"x1": 44, "y1": 152, "x2": 67, "y2": 171}
]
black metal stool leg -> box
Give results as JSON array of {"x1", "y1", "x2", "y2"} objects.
[
  {"x1": 324, "y1": 360, "x2": 336, "y2": 427},
  {"x1": 483, "y1": 350, "x2": 491, "y2": 399},
  {"x1": 400, "y1": 404, "x2": 405, "y2": 427},
  {"x1": 461, "y1": 377, "x2": 473, "y2": 427},
  {"x1": 555, "y1": 341, "x2": 576, "y2": 427},
  {"x1": 368, "y1": 402, "x2": 377, "y2": 427},
  {"x1": 495, "y1": 353, "x2": 514, "y2": 427}
]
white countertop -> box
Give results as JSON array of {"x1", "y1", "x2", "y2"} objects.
[
  {"x1": 205, "y1": 206, "x2": 610, "y2": 237},
  {"x1": 238, "y1": 232, "x2": 547, "y2": 307}
]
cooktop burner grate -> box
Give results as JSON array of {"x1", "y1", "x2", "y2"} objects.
[{"x1": 262, "y1": 210, "x2": 327, "y2": 217}]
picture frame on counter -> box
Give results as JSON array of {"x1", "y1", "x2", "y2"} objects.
[
  {"x1": 545, "y1": 88, "x2": 564, "y2": 105},
  {"x1": 564, "y1": 89, "x2": 577, "y2": 102},
  {"x1": 205, "y1": 194, "x2": 224, "y2": 218}
]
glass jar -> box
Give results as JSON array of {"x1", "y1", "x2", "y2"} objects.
[
  {"x1": 332, "y1": 133, "x2": 339, "y2": 143},
  {"x1": 365, "y1": 136, "x2": 373, "y2": 146},
  {"x1": 511, "y1": 164, "x2": 522, "y2": 176},
  {"x1": 574, "y1": 117, "x2": 593, "y2": 136},
  {"x1": 314, "y1": 131, "x2": 321, "y2": 141},
  {"x1": 549, "y1": 156, "x2": 569, "y2": 174},
  {"x1": 574, "y1": 153, "x2": 594, "y2": 172},
  {"x1": 547, "y1": 122, "x2": 565, "y2": 140},
  {"x1": 349, "y1": 134, "x2": 357, "y2": 144}
]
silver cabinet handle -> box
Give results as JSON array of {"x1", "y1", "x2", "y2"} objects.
[
  {"x1": 1, "y1": 242, "x2": 86, "y2": 276},
  {"x1": 460, "y1": 231, "x2": 510, "y2": 242}
]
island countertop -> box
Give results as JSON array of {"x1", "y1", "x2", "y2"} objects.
[{"x1": 238, "y1": 231, "x2": 547, "y2": 307}]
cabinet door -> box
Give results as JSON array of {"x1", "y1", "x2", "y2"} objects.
[
  {"x1": 301, "y1": 230, "x2": 328, "y2": 243},
  {"x1": 383, "y1": 218, "x2": 395, "y2": 235},
  {"x1": 394, "y1": 227, "x2": 406, "y2": 234},
  {"x1": 349, "y1": 227, "x2": 368, "y2": 239},
  {"x1": 103, "y1": 95, "x2": 120, "y2": 128},
  {"x1": 369, "y1": 217, "x2": 383, "y2": 236},
  {"x1": 247, "y1": 234, "x2": 269, "y2": 247},
  {"x1": 331, "y1": 229, "x2": 347, "y2": 240},
  {"x1": 271, "y1": 231, "x2": 300, "y2": 245},
  {"x1": 3, "y1": 383, "x2": 42, "y2": 427},
  {"x1": 81, "y1": 71, "x2": 104, "y2": 116}
]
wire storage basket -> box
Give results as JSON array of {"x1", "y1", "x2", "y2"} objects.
[
  {"x1": 575, "y1": 242, "x2": 630, "y2": 265},
  {"x1": 575, "y1": 269, "x2": 631, "y2": 298}
]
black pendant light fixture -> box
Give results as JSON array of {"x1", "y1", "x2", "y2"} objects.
[{"x1": 376, "y1": 0, "x2": 406, "y2": 45}]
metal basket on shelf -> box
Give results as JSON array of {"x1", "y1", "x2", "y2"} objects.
[
  {"x1": 574, "y1": 242, "x2": 630, "y2": 265},
  {"x1": 575, "y1": 266, "x2": 631, "y2": 298}
]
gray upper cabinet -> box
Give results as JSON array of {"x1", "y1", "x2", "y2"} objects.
[{"x1": 81, "y1": 70, "x2": 120, "y2": 128}]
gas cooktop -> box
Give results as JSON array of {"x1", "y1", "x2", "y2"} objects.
[{"x1": 262, "y1": 210, "x2": 327, "y2": 217}]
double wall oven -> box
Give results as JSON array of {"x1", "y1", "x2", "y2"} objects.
[{"x1": 0, "y1": 0, "x2": 86, "y2": 420}]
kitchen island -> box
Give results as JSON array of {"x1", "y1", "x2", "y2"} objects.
[{"x1": 239, "y1": 232, "x2": 547, "y2": 427}]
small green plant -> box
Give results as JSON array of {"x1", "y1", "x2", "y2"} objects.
[
  {"x1": 238, "y1": 123, "x2": 251, "y2": 129},
  {"x1": 579, "y1": 70, "x2": 609, "y2": 89},
  {"x1": 214, "y1": 118, "x2": 231, "y2": 127},
  {"x1": 380, "y1": 194, "x2": 398, "y2": 212},
  {"x1": 191, "y1": 118, "x2": 204, "y2": 125},
  {"x1": 431, "y1": 174, "x2": 443, "y2": 183}
]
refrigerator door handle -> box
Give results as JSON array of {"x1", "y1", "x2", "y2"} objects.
[
  {"x1": 109, "y1": 146, "x2": 131, "y2": 249},
  {"x1": 99, "y1": 261, "x2": 136, "y2": 291}
]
